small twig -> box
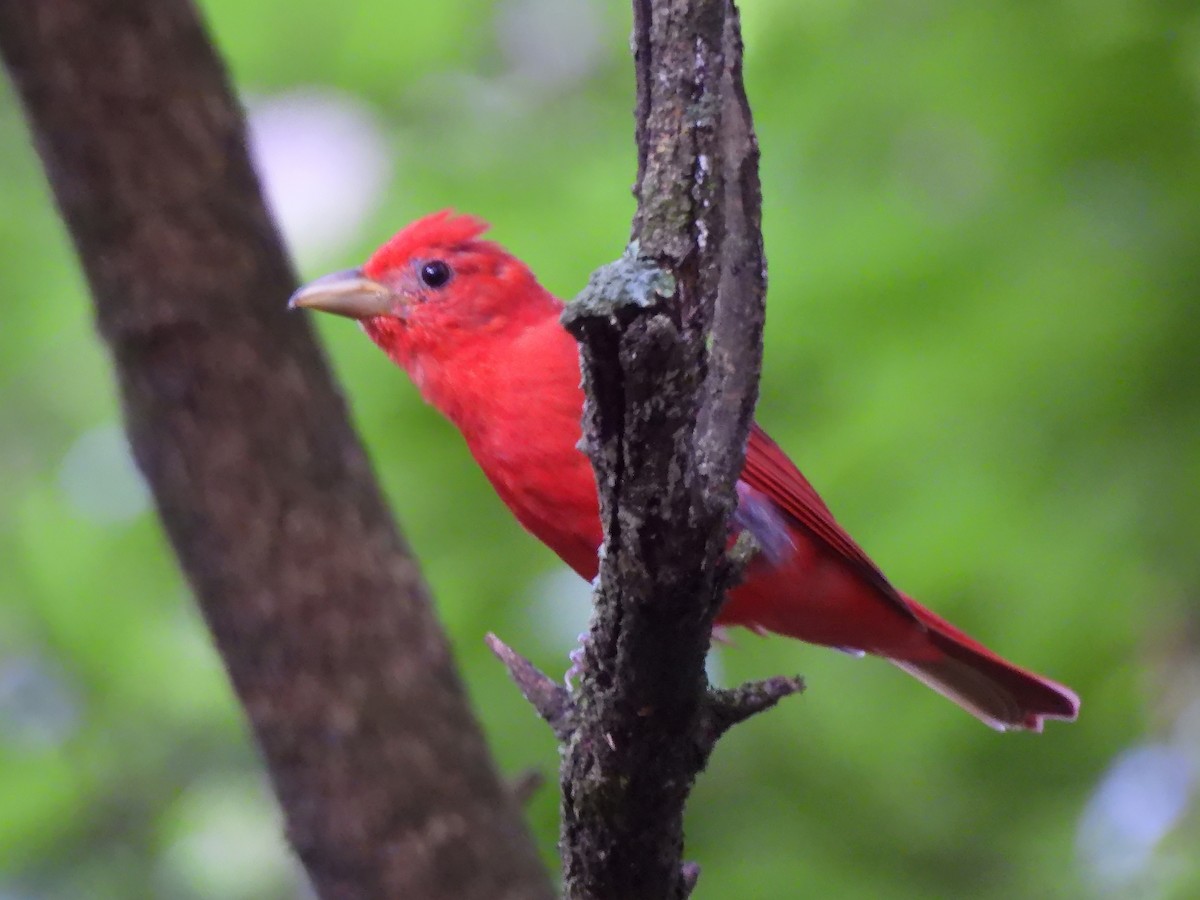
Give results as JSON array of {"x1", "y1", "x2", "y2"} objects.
[
  {"x1": 486, "y1": 633, "x2": 576, "y2": 740},
  {"x1": 702, "y1": 676, "x2": 806, "y2": 746}
]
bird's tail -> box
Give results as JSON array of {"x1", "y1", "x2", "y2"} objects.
[{"x1": 891, "y1": 595, "x2": 1079, "y2": 732}]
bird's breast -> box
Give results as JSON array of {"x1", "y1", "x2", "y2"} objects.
[
  {"x1": 469, "y1": 413, "x2": 603, "y2": 581},
  {"x1": 451, "y1": 335, "x2": 603, "y2": 582}
]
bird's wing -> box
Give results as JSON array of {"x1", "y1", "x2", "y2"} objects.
[{"x1": 740, "y1": 423, "x2": 915, "y2": 617}]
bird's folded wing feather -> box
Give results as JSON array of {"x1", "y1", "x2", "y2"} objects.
[{"x1": 740, "y1": 424, "x2": 916, "y2": 620}]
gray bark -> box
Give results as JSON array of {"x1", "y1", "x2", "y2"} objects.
[{"x1": 492, "y1": 2, "x2": 799, "y2": 898}]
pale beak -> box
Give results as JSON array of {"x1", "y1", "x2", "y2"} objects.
[{"x1": 287, "y1": 268, "x2": 395, "y2": 320}]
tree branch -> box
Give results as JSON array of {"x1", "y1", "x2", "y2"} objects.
[
  {"x1": 487, "y1": 633, "x2": 575, "y2": 740},
  {"x1": 0, "y1": 2, "x2": 552, "y2": 898},
  {"x1": 539, "y1": 1, "x2": 783, "y2": 896}
]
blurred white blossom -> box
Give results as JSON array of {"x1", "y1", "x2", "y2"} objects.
[
  {"x1": 495, "y1": 0, "x2": 608, "y2": 91},
  {"x1": 1077, "y1": 739, "x2": 1197, "y2": 893},
  {"x1": 248, "y1": 89, "x2": 391, "y2": 267},
  {"x1": 0, "y1": 651, "x2": 78, "y2": 751},
  {"x1": 58, "y1": 423, "x2": 149, "y2": 524},
  {"x1": 156, "y1": 774, "x2": 306, "y2": 900}
]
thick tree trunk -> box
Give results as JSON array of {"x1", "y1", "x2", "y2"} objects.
[{"x1": 0, "y1": 2, "x2": 553, "y2": 899}]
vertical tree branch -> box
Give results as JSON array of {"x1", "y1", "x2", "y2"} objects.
[
  {"x1": 552, "y1": 1, "x2": 782, "y2": 897},
  {"x1": 0, "y1": 2, "x2": 553, "y2": 899}
]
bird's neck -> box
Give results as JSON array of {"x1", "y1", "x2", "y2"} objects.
[{"x1": 405, "y1": 309, "x2": 578, "y2": 441}]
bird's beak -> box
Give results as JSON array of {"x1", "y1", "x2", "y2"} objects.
[{"x1": 287, "y1": 268, "x2": 395, "y2": 320}]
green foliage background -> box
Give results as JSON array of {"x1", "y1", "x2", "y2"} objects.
[{"x1": 2, "y1": 1, "x2": 1198, "y2": 897}]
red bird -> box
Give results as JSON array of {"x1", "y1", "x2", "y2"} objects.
[{"x1": 290, "y1": 211, "x2": 1079, "y2": 732}]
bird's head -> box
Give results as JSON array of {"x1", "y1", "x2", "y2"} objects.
[{"x1": 289, "y1": 210, "x2": 559, "y2": 371}]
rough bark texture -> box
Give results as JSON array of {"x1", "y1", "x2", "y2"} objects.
[
  {"x1": 552, "y1": 1, "x2": 784, "y2": 897},
  {"x1": 0, "y1": 2, "x2": 553, "y2": 899}
]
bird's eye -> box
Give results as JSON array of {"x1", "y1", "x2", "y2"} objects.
[{"x1": 419, "y1": 260, "x2": 452, "y2": 289}]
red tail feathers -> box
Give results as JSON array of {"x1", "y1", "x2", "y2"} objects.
[{"x1": 892, "y1": 596, "x2": 1079, "y2": 732}]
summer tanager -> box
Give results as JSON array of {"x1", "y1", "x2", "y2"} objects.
[{"x1": 290, "y1": 211, "x2": 1079, "y2": 732}]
